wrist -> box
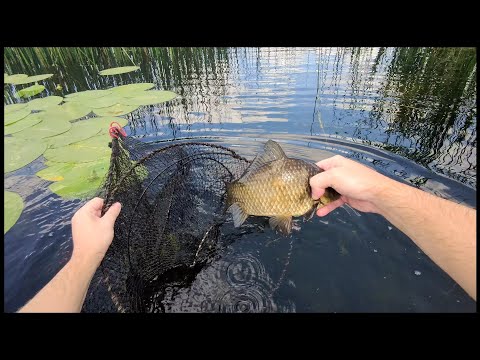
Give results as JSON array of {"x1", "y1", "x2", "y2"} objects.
[
  {"x1": 71, "y1": 248, "x2": 105, "y2": 271},
  {"x1": 373, "y1": 178, "x2": 415, "y2": 217}
]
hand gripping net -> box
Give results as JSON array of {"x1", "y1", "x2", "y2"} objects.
[{"x1": 83, "y1": 125, "x2": 251, "y2": 312}]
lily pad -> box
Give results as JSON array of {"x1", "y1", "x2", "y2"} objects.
[
  {"x1": 48, "y1": 159, "x2": 110, "y2": 199},
  {"x1": 64, "y1": 89, "x2": 113, "y2": 99},
  {"x1": 4, "y1": 113, "x2": 43, "y2": 135},
  {"x1": 4, "y1": 74, "x2": 28, "y2": 84},
  {"x1": 13, "y1": 74, "x2": 54, "y2": 85},
  {"x1": 13, "y1": 116, "x2": 72, "y2": 139},
  {"x1": 4, "y1": 190, "x2": 24, "y2": 234},
  {"x1": 46, "y1": 117, "x2": 128, "y2": 150},
  {"x1": 99, "y1": 66, "x2": 140, "y2": 76},
  {"x1": 44, "y1": 102, "x2": 92, "y2": 121},
  {"x1": 67, "y1": 93, "x2": 125, "y2": 109},
  {"x1": 4, "y1": 136, "x2": 47, "y2": 173},
  {"x1": 45, "y1": 119, "x2": 106, "y2": 148},
  {"x1": 5, "y1": 103, "x2": 28, "y2": 114},
  {"x1": 36, "y1": 162, "x2": 78, "y2": 181},
  {"x1": 26, "y1": 96, "x2": 63, "y2": 111},
  {"x1": 44, "y1": 132, "x2": 113, "y2": 163},
  {"x1": 110, "y1": 83, "x2": 155, "y2": 95},
  {"x1": 93, "y1": 116, "x2": 128, "y2": 131},
  {"x1": 32, "y1": 107, "x2": 77, "y2": 124},
  {"x1": 5, "y1": 107, "x2": 31, "y2": 125},
  {"x1": 122, "y1": 90, "x2": 178, "y2": 106},
  {"x1": 93, "y1": 103, "x2": 139, "y2": 117},
  {"x1": 17, "y1": 84, "x2": 45, "y2": 98}
]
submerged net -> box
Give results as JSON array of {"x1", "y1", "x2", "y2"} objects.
[{"x1": 82, "y1": 128, "x2": 251, "y2": 312}]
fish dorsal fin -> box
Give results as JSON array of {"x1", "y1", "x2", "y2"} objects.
[{"x1": 238, "y1": 140, "x2": 287, "y2": 183}]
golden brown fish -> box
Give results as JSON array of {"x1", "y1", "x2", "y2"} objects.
[{"x1": 226, "y1": 140, "x2": 340, "y2": 235}]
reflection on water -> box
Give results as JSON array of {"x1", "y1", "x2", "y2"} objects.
[
  {"x1": 4, "y1": 47, "x2": 476, "y2": 312},
  {"x1": 5, "y1": 47, "x2": 476, "y2": 187}
]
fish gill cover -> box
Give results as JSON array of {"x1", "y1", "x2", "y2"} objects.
[{"x1": 82, "y1": 129, "x2": 251, "y2": 312}]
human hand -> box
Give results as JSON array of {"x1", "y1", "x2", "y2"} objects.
[
  {"x1": 309, "y1": 155, "x2": 398, "y2": 217},
  {"x1": 71, "y1": 197, "x2": 121, "y2": 266}
]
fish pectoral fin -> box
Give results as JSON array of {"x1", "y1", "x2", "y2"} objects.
[
  {"x1": 238, "y1": 140, "x2": 286, "y2": 183},
  {"x1": 303, "y1": 207, "x2": 316, "y2": 222},
  {"x1": 228, "y1": 203, "x2": 248, "y2": 228},
  {"x1": 269, "y1": 215, "x2": 293, "y2": 235}
]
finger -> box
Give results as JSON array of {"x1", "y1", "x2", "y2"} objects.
[
  {"x1": 102, "y1": 202, "x2": 122, "y2": 225},
  {"x1": 315, "y1": 155, "x2": 344, "y2": 171},
  {"x1": 316, "y1": 197, "x2": 345, "y2": 217},
  {"x1": 309, "y1": 171, "x2": 335, "y2": 199},
  {"x1": 84, "y1": 197, "x2": 104, "y2": 214}
]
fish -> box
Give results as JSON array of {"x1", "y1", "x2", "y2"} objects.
[{"x1": 226, "y1": 140, "x2": 341, "y2": 235}]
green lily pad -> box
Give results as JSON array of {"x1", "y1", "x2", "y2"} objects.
[
  {"x1": 4, "y1": 74, "x2": 28, "y2": 84},
  {"x1": 110, "y1": 83, "x2": 155, "y2": 95},
  {"x1": 93, "y1": 116, "x2": 128, "y2": 132},
  {"x1": 17, "y1": 84, "x2": 45, "y2": 98},
  {"x1": 46, "y1": 117, "x2": 128, "y2": 148},
  {"x1": 99, "y1": 66, "x2": 140, "y2": 76},
  {"x1": 67, "y1": 93, "x2": 125, "y2": 109},
  {"x1": 44, "y1": 102, "x2": 92, "y2": 121},
  {"x1": 45, "y1": 119, "x2": 106, "y2": 148},
  {"x1": 5, "y1": 107, "x2": 32, "y2": 125},
  {"x1": 13, "y1": 74, "x2": 54, "y2": 85},
  {"x1": 36, "y1": 162, "x2": 78, "y2": 181},
  {"x1": 4, "y1": 113, "x2": 43, "y2": 135},
  {"x1": 4, "y1": 136, "x2": 47, "y2": 173},
  {"x1": 13, "y1": 116, "x2": 72, "y2": 139},
  {"x1": 5, "y1": 103, "x2": 28, "y2": 114},
  {"x1": 31, "y1": 107, "x2": 77, "y2": 124},
  {"x1": 61, "y1": 101, "x2": 92, "y2": 119},
  {"x1": 26, "y1": 96, "x2": 63, "y2": 111},
  {"x1": 4, "y1": 190, "x2": 24, "y2": 234},
  {"x1": 122, "y1": 90, "x2": 178, "y2": 106},
  {"x1": 44, "y1": 132, "x2": 113, "y2": 163},
  {"x1": 93, "y1": 103, "x2": 139, "y2": 117},
  {"x1": 64, "y1": 89, "x2": 113, "y2": 99},
  {"x1": 48, "y1": 159, "x2": 110, "y2": 199}
]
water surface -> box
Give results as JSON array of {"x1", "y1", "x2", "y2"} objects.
[{"x1": 4, "y1": 47, "x2": 476, "y2": 312}]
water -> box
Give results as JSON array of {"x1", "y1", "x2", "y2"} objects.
[{"x1": 4, "y1": 47, "x2": 476, "y2": 312}]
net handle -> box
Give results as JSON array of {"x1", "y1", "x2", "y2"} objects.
[{"x1": 109, "y1": 122, "x2": 127, "y2": 139}]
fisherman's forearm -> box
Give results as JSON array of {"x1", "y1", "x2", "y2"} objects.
[
  {"x1": 375, "y1": 181, "x2": 476, "y2": 299},
  {"x1": 18, "y1": 252, "x2": 98, "y2": 313}
]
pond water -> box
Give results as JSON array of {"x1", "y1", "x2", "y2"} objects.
[{"x1": 4, "y1": 47, "x2": 476, "y2": 312}]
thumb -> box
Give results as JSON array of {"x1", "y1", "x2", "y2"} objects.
[
  {"x1": 102, "y1": 202, "x2": 122, "y2": 226},
  {"x1": 309, "y1": 171, "x2": 335, "y2": 200}
]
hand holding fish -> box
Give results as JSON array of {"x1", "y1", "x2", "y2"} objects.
[
  {"x1": 309, "y1": 155, "x2": 397, "y2": 216},
  {"x1": 311, "y1": 154, "x2": 476, "y2": 300}
]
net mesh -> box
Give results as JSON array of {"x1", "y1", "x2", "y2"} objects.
[{"x1": 82, "y1": 131, "x2": 251, "y2": 312}]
